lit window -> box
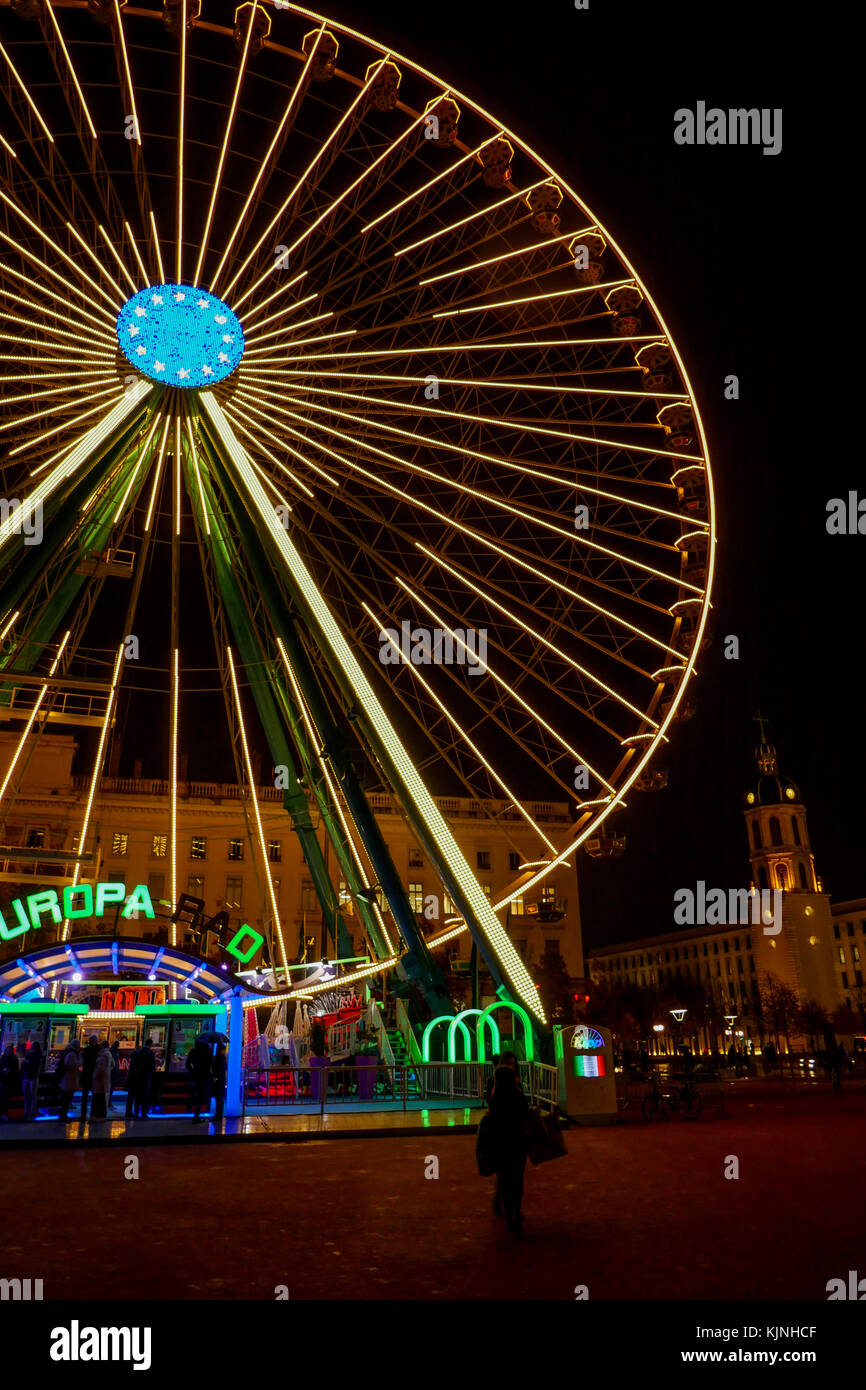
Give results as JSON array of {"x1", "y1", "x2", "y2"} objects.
[
  {"x1": 541, "y1": 885, "x2": 556, "y2": 904},
  {"x1": 839, "y1": 948, "x2": 846, "y2": 964},
  {"x1": 854, "y1": 946, "x2": 861, "y2": 963},
  {"x1": 443, "y1": 891, "x2": 456, "y2": 915},
  {"x1": 151, "y1": 835, "x2": 167, "y2": 858},
  {"x1": 190, "y1": 837, "x2": 207, "y2": 860},
  {"x1": 267, "y1": 840, "x2": 282, "y2": 863},
  {"x1": 112, "y1": 833, "x2": 129, "y2": 857},
  {"x1": 228, "y1": 839, "x2": 244, "y2": 861},
  {"x1": 482, "y1": 883, "x2": 492, "y2": 899},
  {"x1": 511, "y1": 897, "x2": 525, "y2": 917},
  {"x1": 408, "y1": 882, "x2": 424, "y2": 913},
  {"x1": 225, "y1": 877, "x2": 243, "y2": 910}
]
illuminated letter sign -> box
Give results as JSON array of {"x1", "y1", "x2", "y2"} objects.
[
  {"x1": 0, "y1": 882, "x2": 155, "y2": 941},
  {"x1": 571, "y1": 1024, "x2": 604, "y2": 1051},
  {"x1": 225, "y1": 923, "x2": 265, "y2": 965}
]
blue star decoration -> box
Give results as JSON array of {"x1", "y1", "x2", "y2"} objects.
[{"x1": 116, "y1": 283, "x2": 245, "y2": 389}]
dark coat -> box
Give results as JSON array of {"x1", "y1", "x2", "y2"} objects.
[
  {"x1": 0, "y1": 1051, "x2": 21, "y2": 1098},
  {"x1": 80, "y1": 1042, "x2": 100, "y2": 1086},
  {"x1": 186, "y1": 1044, "x2": 212, "y2": 1085},
  {"x1": 487, "y1": 1084, "x2": 530, "y2": 1165}
]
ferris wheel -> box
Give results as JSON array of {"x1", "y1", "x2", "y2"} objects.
[{"x1": 0, "y1": 0, "x2": 714, "y2": 1026}]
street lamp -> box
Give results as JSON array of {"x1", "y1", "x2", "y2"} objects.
[
  {"x1": 652, "y1": 1022, "x2": 665, "y2": 1057},
  {"x1": 670, "y1": 1008, "x2": 687, "y2": 1064}
]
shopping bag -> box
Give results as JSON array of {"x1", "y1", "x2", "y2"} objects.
[
  {"x1": 475, "y1": 1113, "x2": 497, "y2": 1176},
  {"x1": 527, "y1": 1107, "x2": 568, "y2": 1166}
]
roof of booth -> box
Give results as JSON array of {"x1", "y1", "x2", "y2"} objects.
[{"x1": 0, "y1": 937, "x2": 261, "y2": 1003}]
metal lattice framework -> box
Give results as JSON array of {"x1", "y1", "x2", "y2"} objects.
[{"x1": 0, "y1": 0, "x2": 715, "y2": 1025}]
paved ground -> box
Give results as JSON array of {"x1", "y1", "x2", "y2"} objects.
[{"x1": 1, "y1": 1084, "x2": 863, "y2": 1301}]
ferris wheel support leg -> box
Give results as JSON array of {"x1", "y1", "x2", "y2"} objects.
[
  {"x1": 195, "y1": 428, "x2": 430, "y2": 983},
  {"x1": 199, "y1": 392, "x2": 547, "y2": 1025},
  {"x1": 185, "y1": 451, "x2": 357, "y2": 963}
]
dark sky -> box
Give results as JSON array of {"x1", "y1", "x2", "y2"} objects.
[{"x1": 307, "y1": 1, "x2": 843, "y2": 948}]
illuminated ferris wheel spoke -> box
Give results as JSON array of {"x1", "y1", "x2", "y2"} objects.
[
  {"x1": 229, "y1": 394, "x2": 690, "y2": 639},
  {"x1": 251, "y1": 365, "x2": 685, "y2": 404},
  {"x1": 43, "y1": 1, "x2": 98, "y2": 140},
  {"x1": 208, "y1": 29, "x2": 325, "y2": 295},
  {"x1": 0, "y1": 257, "x2": 117, "y2": 337},
  {"x1": 392, "y1": 577, "x2": 616, "y2": 792},
  {"x1": 360, "y1": 133, "x2": 501, "y2": 237},
  {"x1": 234, "y1": 385, "x2": 699, "y2": 589},
  {"x1": 222, "y1": 405, "x2": 319, "y2": 496},
  {"x1": 0, "y1": 190, "x2": 122, "y2": 313},
  {"x1": 247, "y1": 371, "x2": 697, "y2": 469},
  {"x1": 413, "y1": 545, "x2": 657, "y2": 727},
  {"x1": 358, "y1": 603, "x2": 560, "y2": 853},
  {"x1": 96, "y1": 224, "x2": 140, "y2": 296},
  {"x1": 0, "y1": 38, "x2": 54, "y2": 142},
  {"x1": 226, "y1": 60, "x2": 392, "y2": 307},
  {"x1": 193, "y1": 1, "x2": 259, "y2": 285}
]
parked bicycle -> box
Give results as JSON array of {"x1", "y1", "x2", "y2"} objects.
[{"x1": 642, "y1": 1072, "x2": 702, "y2": 1121}]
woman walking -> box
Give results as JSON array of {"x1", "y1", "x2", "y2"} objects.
[{"x1": 487, "y1": 1064, "x2": 530, "y2": 1234}]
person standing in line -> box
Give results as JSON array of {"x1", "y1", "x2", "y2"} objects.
[
  {"x1": 133, "y1": 1038, "x2": 156, "y2": 1119},
  {"x1": 108, "y1": 1040, "x2": 121, "y2": 1109},
  {"x1": 0, "y1": 1043, "x2": 21, "y2": 1122},
  {"x1": 187, "y1": 1037, "x2": 213, "y2": 1123},
  {"x1": 21, "y1": 1038, "x2": 43, "y2": 1121},
  {"x1": 211, "y1": 1043, "x2": 227, "y2": 1125},
  {"x1": 487, "y1": 1064, "x2": 530, "y2": 1234},
  {"x1": 125, "y1": 1044, "x2": 141, "y2": 1119},
  {"x1": 57, "y1": 1041, "x2": 80, "y2": 1122},
  {"x1": 90, "y1": 1041, "x2": 114, "y2": 1120},
  {"x1": 78, "y1": 1035, "x2": 99, "y2": 1120}
]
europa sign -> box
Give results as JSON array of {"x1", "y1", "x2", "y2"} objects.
[
  {"x1": 0, "y1": 880, "x2": 265, "y2": 967},
  {"x1": 0, "y1": 882, "x2": 155, "y2": 941}
]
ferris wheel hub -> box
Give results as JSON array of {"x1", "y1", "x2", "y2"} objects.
[{"x1": 116, "y1": 283, "x2": 244, "y2": 389}]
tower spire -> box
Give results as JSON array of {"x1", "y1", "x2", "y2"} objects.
[{"x1": 753, "y1": 711, "x2": 777, "y2": 775}]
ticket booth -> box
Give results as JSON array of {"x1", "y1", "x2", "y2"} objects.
[
  {"x1": 135, "y1": 1002, "x2": 227, "y2": 1113},
  {"x1": 0, "y1": 1002, "x2": 91, "y2": 1117},
  {"x1": 554, "y1": 1022, "x2": 617, "y2": 1125}
]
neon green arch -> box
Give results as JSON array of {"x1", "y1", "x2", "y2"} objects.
[
  {"x1": 422, "y1": 1014, "x2": 472, "y2": 1062},
  {"x1": 448, "y1": 1008, "x2": 501, "y2": 1063},
  {"x1": 477, "y1": 1000, "x2": 535, "y2": 1063}
]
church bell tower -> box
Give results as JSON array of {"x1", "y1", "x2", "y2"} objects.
[{"x1": 744, "y1": 716, "x2": 838, "y2": 1012}]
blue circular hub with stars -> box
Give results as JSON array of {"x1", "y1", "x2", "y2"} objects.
[{"x1": 116, "y1": 283, "x2": 244, "y2": 389}]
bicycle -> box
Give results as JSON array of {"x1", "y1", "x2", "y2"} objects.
[{"x1": 641, "y1": 1072, "x2": 703, "y2": 1120}]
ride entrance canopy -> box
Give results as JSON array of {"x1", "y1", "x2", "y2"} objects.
[
  {"x1": 116, "y1": 285, "x2": 245, "y2": 388},
  {"x1": 0, "y1": 2, "x2": 714, "y2": 1036}
]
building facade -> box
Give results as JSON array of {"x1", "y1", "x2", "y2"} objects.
[
  {"x1": 588, "y1": 729, "x2": 854, "y2": 1046},
  {"x1": 0, "y1": 732, "x2": 584, "y2": 981}
]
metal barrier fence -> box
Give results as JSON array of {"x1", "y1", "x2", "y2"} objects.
[{"x1": 243, "y1": 1061, "x2": 560, "y2": 1114}]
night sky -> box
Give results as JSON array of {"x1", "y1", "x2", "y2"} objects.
[{"x1": 308, "y1": 1, "x2": 839, "y2": 949}]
